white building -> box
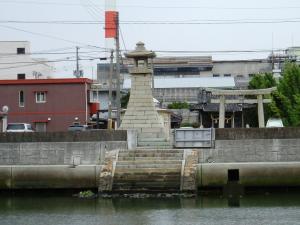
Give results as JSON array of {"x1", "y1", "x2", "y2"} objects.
[
  {"x1": 0, "y1": 41, "x2": 53, "y2": 80},
  {"x1": 286, "y1": 46, "x2": 300, "y2": 62}
]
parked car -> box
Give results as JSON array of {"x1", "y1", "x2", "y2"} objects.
[
  {"x1": 6, "y1": 123, "x2": 34, "y2": 132},
  {"x1": 68, "y1": 124, "x2": 90, "y2": 132},
  {"x1": 266, "y1": 118, "x2": 284, "y2": 128}
]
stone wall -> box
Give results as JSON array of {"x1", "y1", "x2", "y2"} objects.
[
  {"x1": 215, "y1": 128, "x2": 300, "y2": 139},
  {"x1": 200, "y1": 139, "x2": 300, "y2": 163},
  {"x1": 0, "y1": 130, "x2": 127, "y2": 143},
  {"x1": 200, "y1": 128, "x2": 300, "y2": 163},
  {"x1": 0, "y1": 130, "x2": 128, "y2": 165},
  {"x1": 0, "y1": 141, "x2": 127, "y2": 165}
]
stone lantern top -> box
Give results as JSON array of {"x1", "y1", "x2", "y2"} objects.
[
  {"x1": 125, "y1": 42, "x2": 156, "y2": 75},
  {"x1": 125, "y1": 42, "x2": 156, "y2": 59}
]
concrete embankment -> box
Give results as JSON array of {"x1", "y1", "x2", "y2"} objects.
[
  {"x1": 1, "y1": 128, "x2": 300, "y2": 191},
  {"x1": 197, "y1": 162, "x2": 300, "y2": 188},
  {"x1": 0, "y1": 130, "x2": 127, "y2": 165},
  {"x1": 1, "y1": 162, "x2": 300, "y2": 190},
  {"x1": 0, "y1": 165, "x2": 101, "y2": 189}
]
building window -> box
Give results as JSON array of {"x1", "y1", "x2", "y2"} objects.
[
  {"x1": 17, "y1": 74, "x2": 26, "y2": 80},
  {"x1": 236, "y1": 75, "x2": 244, "y2": 78},
  {"x1": 92, "y1": 91, "x2": 98, "y2": 102},
  {"x1": 36, "y1": 92, "x2": 47, "y2": 103},
  {"x1": 249, "y1": 74, "x2": 255, "y2": 78},
  {"x1": 213, "y1": 74, "x2": 220, "y2": 77},
  {"x1": 35, "y1": 122, "x2": 47, "y2": 132},
  {"x1": 19, "y1": 91, "x2": 25, "y2": 107},
  {"x1": 17, "y1": 48, "x2": 25, "y2": 55},
  {"x1": 224, "y1": 74, "x2": 231, "y2": 77}
]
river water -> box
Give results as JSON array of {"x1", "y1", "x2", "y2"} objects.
[{"x1": 1, "y1": 192, "x2": 300, "y2": 225}]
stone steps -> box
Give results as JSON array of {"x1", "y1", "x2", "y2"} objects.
[
  {"x1": 119, "y1": 149, "x2": 183, "y2": 153},
  {"x1": 111, "y1": 148, "x2": 183, "y2": 192},
  {"x1": 118, "y1": 156, "x2": 183, "y2": 161},
  {"x1": 116, "y1": 164, "x2": 182, "y2": 169},
  {"x1": 114, "y1": 168, "x2": 181, "y2": 174},
  {"x1": 114, "y1": 182, "x2": 180, "y2": 187},
  {"x1": 135, "y1": 146, "x2": 175, "y2": 150},
  {"x1": 114, "y1": 174, "x2": 181, "y2": 180},
  {"x1": 118, "y1": 152, "x2": 183, "y2": 158},
  {"x1": 138, "y1": 141, "x2": 172, "y2": 148},
  {"x1": 117, "y1": 160, "x2": 182, "y2": 165}
]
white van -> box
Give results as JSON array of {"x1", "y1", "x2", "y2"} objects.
[
  {"x1": 6, "y1": 123, "x2": 34, "y2": 132},
  {"x1": 266, "y1": 118, "x2": 284, "y2": 128}
]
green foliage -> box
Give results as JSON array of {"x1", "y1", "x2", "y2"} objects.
[
  {"x1": 270, "y1": 63, "x2": 300, "y2": 126},
  {"x1": 249, "y1": 72, "x2": 276, "y2": 89},
  {"x1": 180, "y1": 122, "x2": 199, "y2": 128},
  {"x1": 167, "y1": 102, "x2": 189, "y2": 109},
  {"x1": 248, "y1": 72, "x2": 277, "y2": 123},
  {"x1": 79, "y1": 190, "x2": 95, "y2": 198}
]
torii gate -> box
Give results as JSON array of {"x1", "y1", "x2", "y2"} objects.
[{"x1": 206, "y1": 87, "x2": 277, "y2": 128}]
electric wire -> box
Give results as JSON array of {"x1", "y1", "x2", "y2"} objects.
[
  {"x1": 0, "y1": 0, "x2": 300, "y2": 10},
  {"x1": 1, "y1": 19, "x2": 300, "y2": 25},
  {"x1": 0, "y1": 57, "x2": 101, "y2": 70},
  {"x1": 0, "y1": 24, "x2": 107, "y2": 50}
]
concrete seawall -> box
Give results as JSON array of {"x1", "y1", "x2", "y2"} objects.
[
  {"x1": 1, "y1": 128, "x2": 300, "y2": 191},
  {"x1": 1, "y1": 162, "x2": 300, "y2": 190},
  {"x1": 0, "y1": 165, "x2": 101, "y2": 189},
  {"x1": 197, "y1": 162, "x2": 300, "y2": 188},
  {"x1": 0, "y1": 141, "x2": 127, "y2": 165},
  {"x1": 200, "y1": 128, "x2": 300, "y2": 163},
  {"x1": 0, "y1": 130, "x2": 128, "y2": 165}
]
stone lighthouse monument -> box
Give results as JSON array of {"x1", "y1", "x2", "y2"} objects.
[{"x1": 120, "y1": 42, "x2": 169, "y2": 147}]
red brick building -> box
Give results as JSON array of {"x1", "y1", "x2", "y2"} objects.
[{"x1": 0, "y1": 78, "x2": 99, "y2": 132}]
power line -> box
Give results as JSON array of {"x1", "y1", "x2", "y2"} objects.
[
  {"x1": 153, "y1": 49, "x2": 285, "y2": 53},
  {"x1": 119, "y1": 26, "x2": 127, "y2": 52},
  {"x1": 0, "y1": 50, "x2": 106, "y2": 56},
  {"x1": 0, "y1": 57, "x2": 99, "y2": 65},
  {"x1": 0, "y1": 57, "x2": 101, "y2": 70},
  {"x1": 1, "y1": 0, "x2": 300, "y2": 10},
  {"x1": 80, "y1": 0, "x2": 101, "y2": 21},
  {"x1": 1, "y1": 19, "x2": 300, "y2": 25},
  {"x1": 0, "y1": 24, "x2": 107, "y2": 50}
]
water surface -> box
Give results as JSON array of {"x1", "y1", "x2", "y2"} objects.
[{"x1": 0, "y1": 192, "x2": 300, "y2": 225}]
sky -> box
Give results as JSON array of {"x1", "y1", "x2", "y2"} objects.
[{"x1": 0, "y1": 0, "x2": 300, "y2": 78}]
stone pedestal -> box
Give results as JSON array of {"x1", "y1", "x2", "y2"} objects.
[{"x1": 120, "y1": 42, "x2": 168, "y2": 144}]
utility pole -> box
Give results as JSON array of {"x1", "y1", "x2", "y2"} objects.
[
  {"x1": 115, "y1": 13, "x2": 121, "y2": 127},
  {"x1": 74, "y1": 46, "x2": 82, "y2": 78},
  {"x1": 76, "y1": 46, "x2": 80, "y2": 78},
  {"x1": 76, "y1": 47, "x2": 79, "y2": 73},
  {"x1": 108, "y1": 49, "x2": 114, "y2": 128}
]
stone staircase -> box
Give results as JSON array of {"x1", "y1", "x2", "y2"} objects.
[
  {"x1": 98, "y1": 149, "x2": 199, "y2": 194},
  {"x1": 112, "y1": 149, "x2": 183, "y2": 192}
]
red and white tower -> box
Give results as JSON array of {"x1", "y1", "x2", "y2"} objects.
[{"x1": 105, "y1": 0, "x2": 118, "y2": 52}]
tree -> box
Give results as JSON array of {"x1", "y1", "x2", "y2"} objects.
[
  {"x1": 249, "y1": 72, "x2": 276, "y2": 89},
  {"x1": 247, "y1": 72, "x2": 276, "y2": 126},
  {"x1": 270, "y1": 62, "x2": 300, "y2": 126},
  {"x1": 167, "y1": 102, "x2": 189, "y2": 109}
]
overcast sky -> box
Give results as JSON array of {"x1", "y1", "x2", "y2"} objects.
[{"x1": 0, "y1": 0, "x2": 299, "y2": 78}]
